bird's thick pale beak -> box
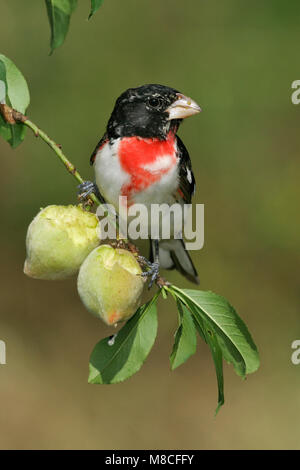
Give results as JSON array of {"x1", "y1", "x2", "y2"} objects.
[{"x1": 166, "y1": 93, "x2": 201, "y2": 120}]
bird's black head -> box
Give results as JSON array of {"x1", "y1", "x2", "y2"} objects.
[{"x1": 107, "y1": 84, "x2": 201, "y2": 140}]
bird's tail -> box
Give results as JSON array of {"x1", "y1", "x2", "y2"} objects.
[{"x1": 150, "y1": 239, "x2": 199, "y2": 285}]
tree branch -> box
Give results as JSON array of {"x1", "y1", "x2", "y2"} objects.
[{"x1": 0, "y1": 103, "x2": 101, "y2": 208}]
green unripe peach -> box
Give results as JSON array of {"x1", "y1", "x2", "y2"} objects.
[
  {"x1": 77, "y1": 245, "x2": 145, "y2": 325},
  {"x1": 24, "y1": 205, "x2": 100, "y2": 280}
]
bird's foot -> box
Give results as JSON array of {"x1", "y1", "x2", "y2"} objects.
[
  {"x1": 77, "y1": 181, "x2": 104, "y2": 203},
  {"x1": 139, "y1": 256, "x2": 160, "y2": 289}
]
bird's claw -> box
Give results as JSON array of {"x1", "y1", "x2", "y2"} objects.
[
  {"x1": 138, "y1": 255, "x2": 152, "y2": 268},
  {"x1": 78, "y1": 181, "x2": 96, "y2": 199},
  {"x1": 140, "y1": 259, "x2": 160, "y2": 289},
  {"x1": 78, "y1": 181, "x2": 104, "y2": 202}
]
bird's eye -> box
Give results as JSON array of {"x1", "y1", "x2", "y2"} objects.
[{"x1": 148, "y1": 97, "x2": 162, "y2": 109}]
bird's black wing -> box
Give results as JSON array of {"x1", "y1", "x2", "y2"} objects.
[
  {"x1": 175, "y1": 135, "x2": 196, "y2": 203},
  {"x1": 90, "y1": 133, "x2": 108, "y2": 166}
]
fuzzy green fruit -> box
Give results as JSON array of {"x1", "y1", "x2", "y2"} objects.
[
  {"x1": 77, "y1": 245, "x2": 145, "y2": 325},
  {"x1": 24, "y1": 205, "x2": 100, "y2": 280}
]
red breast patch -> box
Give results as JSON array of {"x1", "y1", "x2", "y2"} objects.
[{"x1": 119, "y1": 133, "x2": 177, "y2": 201}]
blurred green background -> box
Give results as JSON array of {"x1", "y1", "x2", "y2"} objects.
[{"x1": 0, "y1": 0, "x2": 299, "y2": 450}]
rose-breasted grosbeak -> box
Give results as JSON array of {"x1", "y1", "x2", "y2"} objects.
[{"x1": 79, "y1": 84, "x2": 201, "y2": 286}]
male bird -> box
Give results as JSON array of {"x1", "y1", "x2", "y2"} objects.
[{"x1": 79, "y1": 84, "x2": 201, "y2": 286}]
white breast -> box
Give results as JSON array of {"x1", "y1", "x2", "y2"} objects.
[
  {"x1": 132, "y1": 162, "x2": 179, "y2": 205},
  {"x1": 94, "y1": 139, "x2": 130, "y2": 209},
  {"x1": 143, "y1": 154, "x2": 175, "y2": 173}
]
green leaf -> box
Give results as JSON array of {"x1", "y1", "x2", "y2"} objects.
[
  {"x1": 170, "y1": 301, "x2": 197, "y2": 370},
  {"x1": 45, "y1": 0, "x2": 78, "y2": 53},
  {"x1": 0, "y1": 54, "x2": 30, "y2": 148},
  {"x1": 170, "y1": 286, "x2": 260, "y2": 378},
  {"x1": 193, "y1": 312, "x2": 224, "y2": 414},
  {"x1": 89, "y1": 299, "x2": 158, "y2": 384},
  {"x1": 206, "y1": 330, "x2": 224, "y2": 415},
  {"x1": 89, "y1": 0, "x2": 104, "y2": 19}
]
